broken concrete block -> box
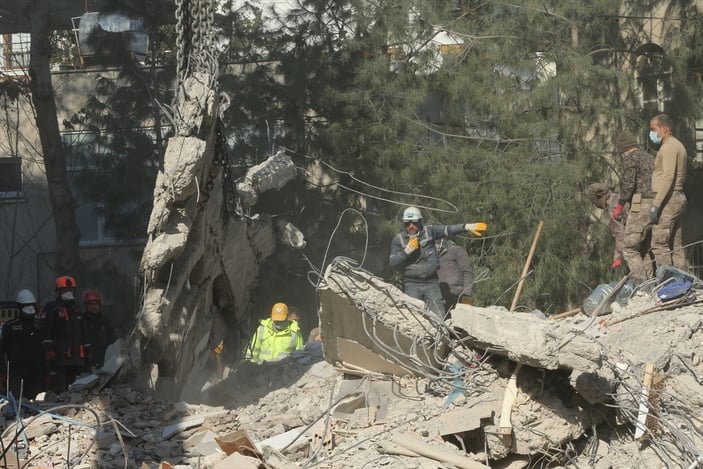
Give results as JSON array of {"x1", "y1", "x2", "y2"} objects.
[
  {"x1": 236, "y1": 151, "x2": 296, "y2": 208},
  {"x1": 276, "y1": 219, "x2": 306, "y2": 249},
  {"x1": 450, "y1": 305, "x2": 618, "y2": 403},
  {"x1": 319, "y1": 258, "x2": 448, "y2": 377},
  {"x1": 255, "y1": 427, "x2": 307, "y2": 454},
  {"x1": 426, "y1": 404, "x2": 499, "y2": 437},
  {"x1": 184, "y1": 428, "x2": 221, "y2": 456},
  {"x1": 23, "y1": 415, "x2": 57, "y2": 440},
  {"x1": 161, "y1": 416, "x2": 205, "y2": 440},
  {"x1": 162, "y1": 137, "x2": 207, "y2": 202}
]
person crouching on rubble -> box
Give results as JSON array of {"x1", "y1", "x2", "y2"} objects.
[
  {"x1": 0, "y1": 289, "x2": 46, "y2": 399},
  {"x1": 40, "y1": 276, "x2": 85, "y2": 393},
  {"x1": 81, "y1": 290, "x2": 117, "y2": 372},
  {"x1": 245, "y1": 303, "x2": 304, "y2": 364},
  {"x1": 389, "y1": 206, "x2": 486, "y2": 320}
]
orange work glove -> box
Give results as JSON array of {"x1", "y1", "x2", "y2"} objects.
[
  {"x1": 404, "y1": 236, "x2": 420, "y2": 255},
  {"x1": 464, "y1": 222, "x2": 487, "y2": 237}
]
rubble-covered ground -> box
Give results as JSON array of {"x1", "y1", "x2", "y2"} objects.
[{"x1": 2, "y1": 267, "x2": 703, "y2": 468}]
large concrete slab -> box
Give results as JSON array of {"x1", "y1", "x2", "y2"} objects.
[
  {"x1": 319, "y1": 259, "x2": 448, "y2": 376},
  {"x1": 449, "y1": 305, "x2": 616, "y2": 403}
]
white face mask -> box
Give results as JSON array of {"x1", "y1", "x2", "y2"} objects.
[
  {"x1": 61, "y1": 291, "x2": 74, "y2": 301},
  {"x1": 21, "y1": 305, "x2": 35, "y2": 316}
]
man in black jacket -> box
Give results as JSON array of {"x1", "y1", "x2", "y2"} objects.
[{"x1": 1, "y1": 289, "x2": 45, "y2": 399}]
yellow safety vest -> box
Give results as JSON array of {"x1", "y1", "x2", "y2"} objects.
[{"x1": 246, "y1": 318, "x2": 303, "y2": 363}]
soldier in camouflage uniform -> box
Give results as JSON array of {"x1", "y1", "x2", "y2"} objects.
[
  {"x1": 586, "y1": 183, "x2": 626, "y2": 270},
  {"x1": 612, "y1": 132, "x2": 656, "y2": 282}
]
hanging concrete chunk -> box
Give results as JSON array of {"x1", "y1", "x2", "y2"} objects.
[{"x1": 236, "y1": 151, "x2": 296, "y2": 208}]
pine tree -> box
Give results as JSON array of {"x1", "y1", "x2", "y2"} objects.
[{"x1": 218, "y1": 0, "x2": 703, "y2": 312}]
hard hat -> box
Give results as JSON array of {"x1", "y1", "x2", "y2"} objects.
[
  {"x1": 83, "y1": 289, "x2": 101, "y2": 304},
  {"x1": 55, "y1": 275, "x2": 76, "y2": 290},
  {"x1": 402, "y1": 206, "x2": 423, "y2": 223},
  {"x1": 271, "y1": 302, "x2": 289, "y2": 321},
  {"x1": 16, "y1": 289, "x2": 36, "y2": 305}
]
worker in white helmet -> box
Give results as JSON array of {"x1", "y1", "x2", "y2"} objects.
[
  {"x1": 389, "y1": 206, "x2": 486, "y2": 319},
  {"x1": 1, "y1": 289, "x2": 45, "y2": 399}
]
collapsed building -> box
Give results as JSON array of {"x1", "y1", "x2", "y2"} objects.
[{"x1": 3, "y1": 256, "x2": 702, "y2": 468}]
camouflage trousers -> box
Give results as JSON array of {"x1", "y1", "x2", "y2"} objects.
[
  {"x1": 652, "y1": 190, "x2": 687, "y2": 271},
  {"x1": 622, "y1": 199, "x2": 654, "y2": 282}
]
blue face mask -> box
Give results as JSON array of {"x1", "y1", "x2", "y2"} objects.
[{"x1": 649, "y1": 130, "x2": 662, "y2": 144}]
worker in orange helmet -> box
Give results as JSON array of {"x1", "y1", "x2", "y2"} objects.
[
  {"x1": 39, "y1": 275, "x2": 85, "y2": 393},
  {"x1": 245, "y1": 302, "x2": 303, "y2": 364}
]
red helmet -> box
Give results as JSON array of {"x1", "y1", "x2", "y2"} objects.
[
  {"x1": 55, "y1": 275, "x2": 76, "y2": 290},
  {"x1": 83, "y1": 289, "x2": 101, "y2": 303}
]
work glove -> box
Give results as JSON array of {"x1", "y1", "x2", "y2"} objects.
[
  {"x1": 611, "y1": 203, "x2": 624, "y2": 222},
  {"x1": 404, "y1": 236, "x2": 420, "y2": 255},
  {"x1": 459, "y1": 295, "x2": 473, "y2": 305},
  {"x1": 610, "y1": 258, "x2": 623, "y2": 270},
  {"x1": 44, "y1": 350, "x2": 56, "y2": 361},
  {"x1": 464, "y1": 222, "x2": 487, "y2": 237},
  {"x1": 649, "y1": 205, "x2": 660, "y2": 224}
]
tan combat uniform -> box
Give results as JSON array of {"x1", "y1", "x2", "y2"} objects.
[{"x1": 651, "y1": 135, "x2": 687, "y2": 270}]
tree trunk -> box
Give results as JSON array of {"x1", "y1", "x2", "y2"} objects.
[{"x1": 27, "y1": 0, "x2": 82, "y2": 276}]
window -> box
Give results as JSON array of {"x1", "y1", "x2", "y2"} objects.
[
  {"x1": 1, "y1": 34, "x2": 30, "y2": 71},
  {"x1": 62, "y1": 130, "x2": 158, "y2": 244},
  {"x1": 0, "y1": 156, "x2": 22, "y2": 199}
]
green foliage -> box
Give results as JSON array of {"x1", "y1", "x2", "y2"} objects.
[
  {"x1": 64, "y1": 10, "x2": 175, "y2": 241},
  {"x1": 218, "y1": 0, "x2": 703, "y2": 312}
]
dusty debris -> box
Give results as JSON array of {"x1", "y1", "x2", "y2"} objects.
[{"x1": 2, "y1": 262, "x2": 702, "y2": 468}]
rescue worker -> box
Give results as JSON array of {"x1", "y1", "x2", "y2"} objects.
[
  {"x1": 81, "y1": 290, "x2": 116, "y2": 370},
  {"x1": 611, "y1": 133, "x2": 656, "y2": 281},
  {"x1": 0, "y1": 289, "x2": 45, "y2": 399},
  {"x1": 586, "y1": 183, "x2": 627, "y2": 270},
  {"x1": 40, "y1": 276, "x2": 85, "y2": 393},
  {"x1": 389, "y1": 206, "x2": 486, "y2": 319},
  {"x1": 246, "y1": 303, "x2": 304, "y2": 364},
  {"x1": 648, "y1": 114, "x2": 688, "y2": 270},
  {"x1": 436, "y1": 238, "x2": 474, "y2": 311}
]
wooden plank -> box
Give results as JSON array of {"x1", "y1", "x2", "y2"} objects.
[
  {"x1": 498, "y1": 363, "x2": 523, "y2": 434},
  {"x1": 634, "y1": 363, "x2": 655, "y2": 439}
]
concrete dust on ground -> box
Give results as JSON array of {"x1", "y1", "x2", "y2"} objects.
[{"x1": 3, "y1": 260, "x2": 702, "y2": 468}]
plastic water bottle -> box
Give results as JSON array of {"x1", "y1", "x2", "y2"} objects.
[{"x1": 582, "y1": 283, "x2": 615, "y2": 316}]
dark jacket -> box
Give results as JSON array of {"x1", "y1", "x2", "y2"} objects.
[
  {"x1": 40, "y1": 298, "x2": 84, "y2": 368},
  {"x1": 1, "y1": 314, "x2": 45, "y2": 372},
  {"x1": 82, "y1": 313, "x2": 117, "y2": 368},
  {"x1": 389, "y1": 224, "x2": 466, "y2": 281},
  {"x1": 437, "y1": 239, "x2": 474, "y2": 297}
]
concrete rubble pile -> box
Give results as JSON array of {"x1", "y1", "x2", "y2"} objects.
[{"x1": 3, "y1": 259, "x2": 702, "y2": 468}]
